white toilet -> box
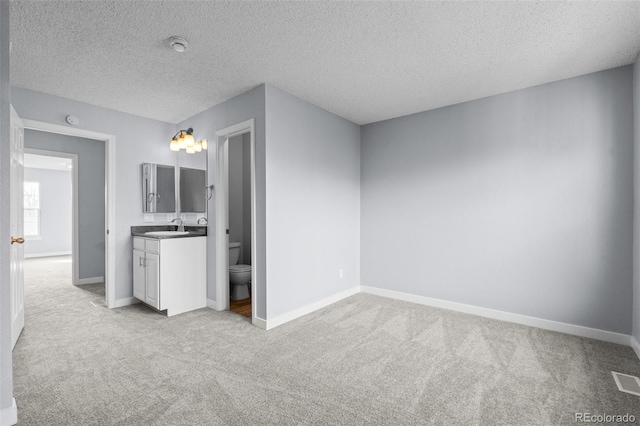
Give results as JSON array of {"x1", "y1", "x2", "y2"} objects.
[{"x1": 229, "y1": 242, "x2": 252, "y2": 300}]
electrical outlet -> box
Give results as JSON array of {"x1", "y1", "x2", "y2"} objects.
[
  {"x1": 143, "y1": 214, "x2": 154, "y2": 223},
  {"x1": 180, "y1": 214, "x2": 186, "y2": 221},
  {"x1": 339, "y1": 269, "x2": 344, "y2": 279},
  {"x1": 167, "y1": 214, "x2": 173, "y2": 222}
]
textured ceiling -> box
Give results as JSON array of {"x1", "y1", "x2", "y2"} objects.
[{"x1": 10, "y1": 1, "x2": 640, "y2": 125}]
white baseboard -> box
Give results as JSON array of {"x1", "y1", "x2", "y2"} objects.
[
  {"x1": 631, "y1": 336, "x2": 640, "y2": 361},
  {"x1": 361, "y1": 286, "x2": 631, "y2": 346},
  {"x1": 252, "y1": 316, "x2": 267, "y2": 330},
  {"x1": 0, "y1": 398, "x2": 17, "y2": 426},
  {"x1": 114, "y1": 297, "x2": 140, "y2": 308},
  {"x1": 24, "y1": 251, "x2": 71, "y2": 259},
  {"x1": 206, "y1": 298, "x2": 217, "y2": 309},
  {"x1": 76, "y1": 276, "x2": 104, "y2": 285},
  {"x1": 264, "y1": 286, "x2": 360, "y2": 330}
]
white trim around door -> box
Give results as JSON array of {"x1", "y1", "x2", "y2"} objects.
[
  {"x1": 21, "y1": 119, "x2": 117, "y2": 309},
  {"x1": 214, "y1": 119, "x2": 261, "y2": 326}
]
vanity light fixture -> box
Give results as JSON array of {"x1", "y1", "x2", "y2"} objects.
[{"x1": 169, "y1": 128, "x2": 208, "y2": 154}]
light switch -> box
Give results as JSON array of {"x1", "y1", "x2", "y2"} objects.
[{"x1": 143, "y1": 214, "x2": 154, "y2": 223}]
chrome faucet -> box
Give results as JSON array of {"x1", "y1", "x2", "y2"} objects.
[
  {"x1": 171, "y1": 217, "x2": 185, "y2": 232},
  {"x1": 197, "y1": 217, "x2": 208, "y2": 225}
]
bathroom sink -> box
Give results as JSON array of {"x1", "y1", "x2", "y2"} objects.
[{"x1": 144, "y1": 231, "x2": 189, "y2": 236}]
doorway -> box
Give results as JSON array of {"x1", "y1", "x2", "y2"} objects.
[
  {"x1": 227, "y1": 132, "x2": 252, "y2": 317},
  {"x1": 23, "y1": 131, "x2": 106, "y2": 283},
  {"x1": 23, "y1": 150, "x2": 78, "y2": 281},
  {"x1": 20, "y1": 119, "x2": 116, "y2": 308},
  {"x1": 214, "y1": 119, "x2": 258, "y2": 324}
]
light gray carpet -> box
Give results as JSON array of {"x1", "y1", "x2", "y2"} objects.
[{"x1": 13, "y1": 256, "x2": 640, "y2": 425}]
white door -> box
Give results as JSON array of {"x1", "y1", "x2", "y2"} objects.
[{"x1": 10, "y1": 105, "x2": 25, "y2": 349}]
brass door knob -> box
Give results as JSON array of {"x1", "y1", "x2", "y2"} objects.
[{"x1": 11, "y1": 237, "x2": 24, "y2": 245}]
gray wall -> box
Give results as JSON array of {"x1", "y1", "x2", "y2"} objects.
[
  {"x1": 24, "y1": 131, "x2": 105, "y2": 279},
  {"x1": 23, "y1": 168, "x2": 72, "y2": 257},
  {"x1": 0, "y1": 0, "x2": 12, "y2": 414},
  {"x1": 264, "y1": 85, "x2": 361, "y2": 318},
  {"x1": 177, "y1": 85, "x2": 267, "y2": 318},
  {"x1": 634, "y1": 55, "x2": 640, "y2": 344},
  {"x1": 242, "y1": 133, "x2": 252, "y2": 265},
  {"x1": 228, "y1": 134, "x2": 244, "y2": 254},
  {"x1": 12, "y1": 87, "x2": 177, "y2": 300},
  {"x1": 228, "y1": 134, "x2": 251, "y2": 265},
  {"x1": 361, "y1": 66, "x2": 634, "y2": 334}
]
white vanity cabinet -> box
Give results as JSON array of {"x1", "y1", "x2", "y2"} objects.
[
  {"x1": 133, "y1": 246, "x2": 159, "y2": 308},
  {"x1": 132, "y1": 236, "x2": 206, "y2": 316}
]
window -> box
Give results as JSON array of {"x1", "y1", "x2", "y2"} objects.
[{"x1": 24, "y1": 181, "x2": 40, "y2": 237}]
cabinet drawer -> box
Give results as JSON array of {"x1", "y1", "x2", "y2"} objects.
[
  {"x1": 133, "y1": 237, "x2": 145, "y2": 251},
  {"x1": 145, "y1": 239, "x2": 160, "y2": 254}
]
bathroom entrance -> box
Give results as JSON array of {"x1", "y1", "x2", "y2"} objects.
[
  {"x1": 214, "y1": 119, "x2": 258, "y2": 323},
  {"x1": 227, "y1": 132, "x2": 252, "y2": 317}
]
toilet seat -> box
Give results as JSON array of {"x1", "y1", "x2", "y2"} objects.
[{"x1": 230, "y1": 264, "x2": 251, "y2": 273}]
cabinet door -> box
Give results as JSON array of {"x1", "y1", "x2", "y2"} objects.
[
  {"x1": 133, "y1": 250, "x2": 146, "y2": 301},
  {"x1": 145, "y1": 252, "x2": 160, "y2": 309}
]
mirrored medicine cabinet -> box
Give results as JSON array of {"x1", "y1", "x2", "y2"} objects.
[
  {"x1": 179, "y1": 167, "x2": 206, "y2": 213},
  {"x1": 142, "y1": 163, "x2": 176, "y2": 213},
  {"x1": 141, "y1": 135, "x2": 209, "y2": 218}
]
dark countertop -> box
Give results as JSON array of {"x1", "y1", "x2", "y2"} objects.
[{"x1": 131, "y1": 225, "x2": 207, "y2": 239}]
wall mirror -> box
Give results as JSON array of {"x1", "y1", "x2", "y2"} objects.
[
  {"x1": 142, "y1": 163, "x2": 176, "y2": 213},
  {"x1": 179, "y1": 167, "x2": 206, "y2": 212},
  {"x1": 177, "y1": 142, "x2": 208, "y2": 218}
]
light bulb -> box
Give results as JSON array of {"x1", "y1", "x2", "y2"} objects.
[
  {"x1": 178, "y1": 133, "x2": 187, "y2": 149},
  {"x1": 201, "y1": 139, "x2": 208, "y2": 150},
  {"x1": 184, "y1": 133, "x2": 195, "y2": 147},
  {"x1": 169, "y1": 139, "x2": 180, "y2": 152},
  {"x1": 186, "y1": 145, "x2": 195, "y2": 154},
  {"x1": 194, "y1": 142, "x2": 202, "y2": 152}
]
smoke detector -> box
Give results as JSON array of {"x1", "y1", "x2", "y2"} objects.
[{"x1": 168, "y1": 36, "x2": 189, "y2": 53}]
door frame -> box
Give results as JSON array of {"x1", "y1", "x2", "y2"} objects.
[
  {"x1": 20, "y1": 120, "x2": 116, "y2": 309},
  {"x1": 23, "y1": 148, "x2": 79, "y2": 284},
  {"x1": 214, "y1": 119, "x2": 258, "y2": 325}
]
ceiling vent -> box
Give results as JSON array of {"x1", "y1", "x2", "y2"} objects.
[{"x1": 168, "y1": 36, "x2": 188, "y2": 53}]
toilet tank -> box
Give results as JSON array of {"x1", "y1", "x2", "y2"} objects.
[{"x1": 229, "y1": 242, "x2": 241, "y2": 266}]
